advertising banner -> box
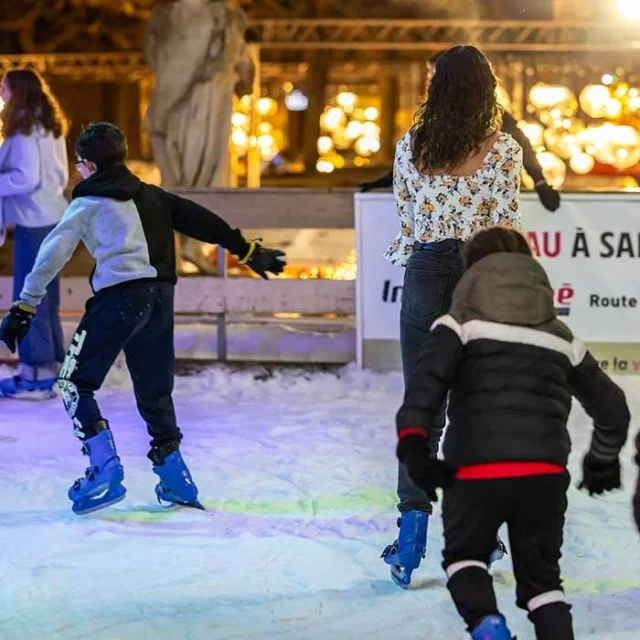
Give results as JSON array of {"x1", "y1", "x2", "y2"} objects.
[{"x1": 355, "y1": 192, "x2": 640, "y2": 372}]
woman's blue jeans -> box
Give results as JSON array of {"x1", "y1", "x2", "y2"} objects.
[
  {"x1": 397, "y1": 239, "x2": 463, "y2": 514},
  {"x1": 13, "y1": 225, "x2": 65, "y2": 379}
]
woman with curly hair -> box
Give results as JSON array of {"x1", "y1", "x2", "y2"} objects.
[
  {"x1": 0, "y1": 69, "x2": 68, "y2": 398},
  {"x1": 381, "y1": 45, "x2": 523, "y2": 588}
]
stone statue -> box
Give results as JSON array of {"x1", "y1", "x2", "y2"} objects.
[{"x1": 144, "y1": 0, "x2": 255, "y2": 271}]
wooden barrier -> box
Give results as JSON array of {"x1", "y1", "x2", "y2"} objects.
[
  {"x1": 0, "y1": 277, "x2": 355, "y2": 316},
  {"x1": 0, "y1": 189, "x2": 358, "y2": 360}
]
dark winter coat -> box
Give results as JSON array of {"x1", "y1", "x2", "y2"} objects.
[{"x1": 396, "y1": 252, "x2": 630, "y2": 468}]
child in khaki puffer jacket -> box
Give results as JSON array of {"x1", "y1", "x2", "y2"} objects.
[{"x1": 396, "y1": 226, "x2": 630, "y2": 640}]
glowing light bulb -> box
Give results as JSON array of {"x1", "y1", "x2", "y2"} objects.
[
  {"x1": 537, "y1": 151, "x2": 566, "y2": 189},
  {"x1": 320, "y1": 107, "x2": 346, "y2": 132},
  {"x1": 316, "y1": 159, "x2": 335, "y2": 174},
  {"x1": 317, "y1": 136, "x2": 334, "y2": 155},
  {"x1": 258, "y1": 134, "x2": 275, "y2": 149},
  {"x1": 365, "y1": 106, "x2": 380, "y2": 121},
  {"x1": 257, "y1": 97, "x2": 278, "y2": 117},
  {"x1": 336, "y1": 92, "x2": 357, "y2": 111},
  {"x1": 579, "y1": 85, "x2": 611, "y2": 119},
  {"x1": 518, "y1": 121, "x2": 544, "y2": 148},
  {"x1": 617, "y1": 0, "x2": 640, "y2": 20},
  {"x1": 605, "y1": 97, "x2": 623, "y2": 119},
  {"x1": 231, "y1": 129, "x2": 248, "y2": 147},
  {"x1": 569, "y1": 153, "x2": 595, "y2": 175},
  {"x1": 231, "y1": 112, "x2": 247, "y2": 128}
]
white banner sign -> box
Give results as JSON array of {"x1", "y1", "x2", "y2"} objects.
[{"x1": 355, "y1": 192, "x2": 640, "y2": 366}]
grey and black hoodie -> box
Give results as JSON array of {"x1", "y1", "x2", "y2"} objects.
[
  {"x1": 397, "y1": 252, "x2": 630, "y2": 473},
  {"x1": 20, "y1": 165, "x2": 250, "y2": 308}
]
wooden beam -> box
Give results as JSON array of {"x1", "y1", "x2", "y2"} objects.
[
  {"x1": 0, "y1": 277, "x2": 356, "y2": 315},
  {"x1": 171, "y1": 188, "x2": 355, "y2": 228}
]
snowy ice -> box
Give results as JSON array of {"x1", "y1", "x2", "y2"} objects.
[{"x1": 0, "y1": 363, "x2": 638, "y2": 639}]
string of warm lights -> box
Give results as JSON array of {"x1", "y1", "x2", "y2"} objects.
[
  {"x1": 517, "y1": 77, "x2": 640, "y2": 188},
  {"x1": 315, "y1": 90, "x2": 381, "y2": 174}
]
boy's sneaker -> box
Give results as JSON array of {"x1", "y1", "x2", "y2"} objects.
[{"x1": 0, "y1": 375, "x2": 57, "y2": 400}]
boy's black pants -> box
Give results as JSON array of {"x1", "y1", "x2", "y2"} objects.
[
  {"x1": 442, "y1": 473, "x2": 574, "y2": 640},
  {"x1": 58, "y1": 281, "x2": 182, "y2": 448}
]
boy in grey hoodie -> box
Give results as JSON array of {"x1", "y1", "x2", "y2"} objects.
[{"x1": 0, "y1": 122, "x2": 286, "y2": 515}]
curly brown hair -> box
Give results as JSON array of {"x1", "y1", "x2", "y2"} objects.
[
  {"x1": 411, "y1": 45, "x2": 502, "y2": 173},
  {"x1": 1, "y1": 69, "x2": 68, "y2": 139}
]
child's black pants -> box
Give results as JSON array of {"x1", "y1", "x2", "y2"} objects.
[
  {"x1": 442, "y1": 473, "x2": 574, "y2": 640},
  {"x1": 58, "y1": 281, "x2": 182, "y2": 448}
]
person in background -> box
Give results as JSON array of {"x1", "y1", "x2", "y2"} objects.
[
  {"x1": 0, "y1": 69, "x2": 68, "y2": 399},
  {"x1": 0, "y1": 122, "x2": 286, "y2": 515},
  {"x1": 360, "y1": 51, "x2": 561, "y2": 214},
  {"x1": 396, "y1": 226, "x2": 630, "y2": 640},
  {"x1": 380, "y1": 45, "x2": 523, "y2": 588}
]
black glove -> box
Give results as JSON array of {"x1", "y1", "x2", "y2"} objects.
[
  {"x1": 359, "y1": 171, "x2": 393, "y2": 192},
  {"x1": 241, "y1": 241, "x2": 287, "y2": 280},
  {"x1": 535, "y1": 182, "x2": 561, "y2": 212},
  {"x1": 578, "y1": 453, "x2": 621, "y2": 496},
  {"x1": 397, "y1": 434, "x2": 457, "y2": 502},
  {"x1": 0, "y1": 302, "x2": 36, "y2": 353}
]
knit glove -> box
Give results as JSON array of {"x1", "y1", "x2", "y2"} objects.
[
  {"x1": 397, "y1": 433, "x2": 457, "y2": 502},
  {"x1": 578, "y1": 453, "x2": 621, "y2": 496},
  {"x1": 240, "y1": 240, "x2": 287, "y2": 280},
  {"x1": 535, "y1": 182, "x2": 561, "y2": 212},
  {"x1": 0, "y1": 302, "x2": 36, "y2": 353}
]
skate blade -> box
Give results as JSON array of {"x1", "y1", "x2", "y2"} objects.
[
  {"x1": 72, "y1": 487, "x2": 127, "y2": 515},
  {"x1": 390, "y1": 565, "x2": 412, "y2": 590},
  {"x1": 488, "y1": 540, "x2": 508, "y2": 568},
  {"x1": 157, "y1": 497, "x2": 205, "y2": 511}
]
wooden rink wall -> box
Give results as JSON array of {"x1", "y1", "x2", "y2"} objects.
[
  {"x1": 0, "y1": 188, "x2": 639, "y2": 372},
  {"x1": 0, "y1": 189, "x2": 357, "y2": 363}
]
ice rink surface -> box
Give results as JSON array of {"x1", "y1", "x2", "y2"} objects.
[{"x1": 0, "y1": 363, "x2": 638, "y2": 640}]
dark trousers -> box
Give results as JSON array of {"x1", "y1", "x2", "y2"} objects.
[
  {"x1": 397, "y1": 240, "x2": 463, "y2": 513},
  {"x1": 14, "y1": 225, "x2": 65, "y2": 375},
  {"x1": 443, "y1": 474, "x2": 574, "y2": 639},
  {"x1": 58, "y1": 281, "x2": 182, "y2": 448}
]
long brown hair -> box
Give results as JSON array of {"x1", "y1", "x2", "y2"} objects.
[
  {"x1": 411, "y1": 45, "x2": 502, "y2": 173},
  {"x1": 1, "y1": 69, "x2": 68, "y2": 139}
]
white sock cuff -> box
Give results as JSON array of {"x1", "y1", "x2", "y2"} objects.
[
  {"x1": 446, "y1": 560, "x2": 488, "y2": 579},
  {"x1": 527, "y1": 590, "x2": 566, "y2": 612}
]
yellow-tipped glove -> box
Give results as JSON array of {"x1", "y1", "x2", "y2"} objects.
[{"x1": 239, "y1": 241, "x2": 287, "y2": 280}]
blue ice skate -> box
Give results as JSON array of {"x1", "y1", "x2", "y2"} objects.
[
  {"x1": 471, "y1": 615, "x2": 514, "y2": 640},
  {"x1": 488, "y1": 536, "x2": 508, "y2": 568},
  {"x1": 381, "y1": 510, "x2": 428, "y2": 588},
  {"x1": 152, "y1": 450, "x2": 204, "y2": 510},
  {"x1": 68, "y1": 428, "x2": 126, "y2": 515},
  {"x1": 0, "y1": 375, "x2": 56, "y2": 400}
]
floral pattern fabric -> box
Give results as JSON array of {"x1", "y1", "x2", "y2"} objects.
[{"x1": 384, "y1": 131, "x2": 523, "y2": 266}]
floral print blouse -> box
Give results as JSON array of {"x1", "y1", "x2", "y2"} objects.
[{"x1": 384, "y1": 131, "x2": 523, "y2": 266}]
